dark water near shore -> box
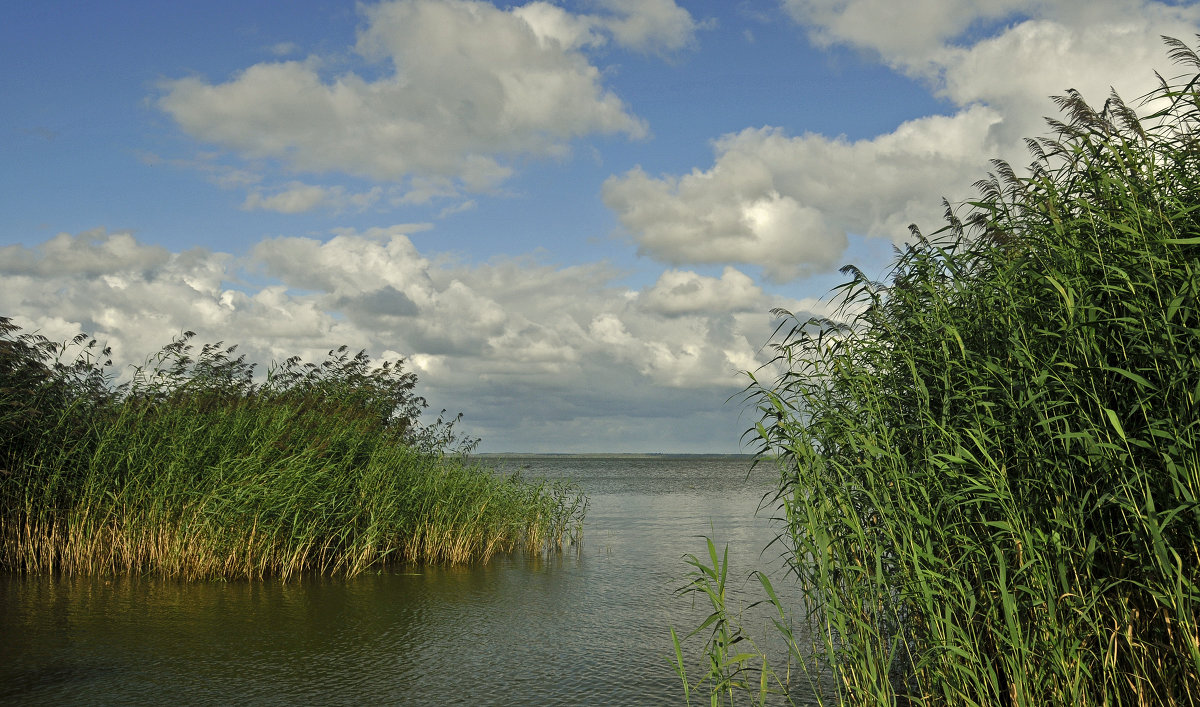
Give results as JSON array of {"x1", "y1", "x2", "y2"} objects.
[{"x1": 1, "y1": 455, "x2": 835, "y2": 705}]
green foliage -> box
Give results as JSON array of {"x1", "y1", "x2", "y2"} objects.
[
  {"x1": 0, "y1": 320, "x2": 585, "y2": 579},
  {"x1": 672, "y1": 538, "x2": 772, "y2": 706},
  {"x1": 672, "y1": 538, "x2": 825, "y2": 707},
  {"x1": 682, "y1": 36, "x2": 1200, "y2": 706},
  {"x1": 0, "y1": 318, "x2": 112, "y2": 478}
]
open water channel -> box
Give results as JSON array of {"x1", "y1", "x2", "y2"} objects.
[{"x1": 1, "y1": 455, "x2": 836, "y2": 705}]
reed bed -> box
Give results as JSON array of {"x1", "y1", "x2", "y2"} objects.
[
  {"x1": 677, "y1": 37, "x2": 1200, "y2": 706},
  {"x1": 0, "y1": 324, "x2": 585, "y2": 580}
]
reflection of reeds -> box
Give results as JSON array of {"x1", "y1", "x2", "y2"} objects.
[
  {"x1": 0, "y1": 325, "x2": 585, "y2": 580},
  {"x1": 680, "y1": 37, "x2": 1200, "y2": 706}
]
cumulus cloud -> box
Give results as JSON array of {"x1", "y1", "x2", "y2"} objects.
[
  {"x1": 604, "y1": 106, "x2": 1001, "y2": 281},
  {"x1": 928, "y1": 19, "x2": 1196, "y2": 147},
  {"x1": 2, "y1": 228, "x2": 818, "y2": 452},
  {"x1": 597, "y1": 0, "x2": 701, "y2": 53},
  {"x1": 641, "y1": 267, "x2": 765, "y2": 316},
  {"x1": 0, "y1": 229, "x2": 171, "y2": 277},
  {"x1": 781, "y1": 1, "x2": 1198, "y2": 74},
  {"x1": 604, "y1": 1, "x2": 1198, "y2": 280},
  {"x1": 512, "y1": 0, "x2": 700, "y2": 54},
  {"x1": 157, "y1": 0, "x2": 700, "y2": 202},
  {"x1": 783, "y1": 0, "x2": 1199, "y2": 137},
  {"x1": 781, "y1": 0, "x2": 1040, "y2": 66},
  {"x1": 512, "y1": 2, "x2": 607, "y2": 51}
]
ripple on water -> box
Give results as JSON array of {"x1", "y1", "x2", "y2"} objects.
[{"x1": 0, "y1": 456, "x2": 834, "y2": 705}]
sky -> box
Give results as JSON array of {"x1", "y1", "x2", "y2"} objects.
[{"x1": 3, "y1": 0, "x2": 1198, "y2": 453}]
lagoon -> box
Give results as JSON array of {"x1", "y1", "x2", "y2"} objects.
[{"x1": 1, "y1": 455, "x2": 833, "y2": 705}]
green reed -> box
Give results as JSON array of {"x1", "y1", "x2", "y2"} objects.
[
  {"x1": 0, "y1": 324, "x2": 585, "y2": 580},
  {"x1": 677, "y1": 36, "x2": 1200, "y2": 706}
]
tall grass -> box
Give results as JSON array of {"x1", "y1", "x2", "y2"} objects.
[
  {"x1": 0, "y1": 322, "x2": 585, "y2": 580},
  {"x1": 679, "y1": 37, "x2": 1200, "y2": 705}
]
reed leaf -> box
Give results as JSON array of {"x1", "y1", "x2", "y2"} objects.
[
  {"x1": 0, "y1": 322, "x2": 585, "y2": 579},
  {"x1": 678, "y1": 36, "x2": 1200, "y2": 707}
]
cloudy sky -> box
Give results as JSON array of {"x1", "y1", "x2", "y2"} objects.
[{"x1": 3, "y1": 1, "x2": 1198, "y2": 452}]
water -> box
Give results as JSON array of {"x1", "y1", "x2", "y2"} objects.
[{"x1": 1, "y1": 455, "x2": 835, "y2": 705}]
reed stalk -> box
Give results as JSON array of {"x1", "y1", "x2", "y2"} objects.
[
  {"x1": 678, "y1": 36, "x2": 1200, "y2": 706},
  {"x1": 0, "y1": 324, "x2": 585, "y2": 580}
]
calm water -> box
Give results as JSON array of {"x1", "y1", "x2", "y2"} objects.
[{"x1": 1, "y1": 455, "x2": 835, "y2": 705}]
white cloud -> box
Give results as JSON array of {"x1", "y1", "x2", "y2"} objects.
[
  {"x1": 928, "y1": 17, "x2": 1197, "y2": 145},
  {"x1": 512, "y1": 2, "x2": 607, "y2": 51},
  {"x1": 604, "y1": 106, "x2": 1001, "y2": 281},
  {"x1": 242, "y1": 183, "x2": 332, "y2": 214},
  {"x1": 157, "y1": 0, "x2": 696, "y2": 199},
  {"x1": 605, "y1": 1, "x2": 1198, "y2": 280},
  {"x1": 512, "y1": 0, "x2": 700, "y2": 54},
  {"x1": 597, "y1": 0, "x2": 701, "y2": 53},
  {"x1": 437, "y1": 199, "x2": 477, "y2": 218},
  {"x1": 1, "y1": 228, "x2": 818, "y2": 452},
  {"x1": 781, "y1": 1, "x2": 1199, "y2": 74},
  {"x1": 241, "y1": 182, "x2": 383, "y2": 213},
  {"x1": 781, "y1": 0, "x2": 1199, "y2": 113},
  {"x1": 641, "y1": 267, "x2": 765, "y2": 316},
  {"x1": 0, "y1": 229, "x2": 171, "y2": 276},
  {"x1": 780, "y1": 0, "x2": 1040, "y2": 66}
]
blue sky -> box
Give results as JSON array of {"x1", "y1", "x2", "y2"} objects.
[{"x1": 3, "y1": 1, "x2": 1198, "y2": 452}]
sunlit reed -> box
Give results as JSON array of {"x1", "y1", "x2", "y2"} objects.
[
  {"x1": 677, "y1": 36, "x2": 1200, "y2": 706},
  {"x1": 0, "y1": 325, "x2": 585, "y2": 580}
]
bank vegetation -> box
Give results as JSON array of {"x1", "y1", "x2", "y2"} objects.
[
  {"x1": 677, "y1": 36, "x2": 1200, "y2": 706},
  {"x1": 0, "y1": 322, "x2": 585, "y2": 580}
]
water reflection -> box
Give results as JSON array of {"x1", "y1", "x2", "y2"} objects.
[{"x1": 1, "y1": 456, "x2": 833, "y2": 705}]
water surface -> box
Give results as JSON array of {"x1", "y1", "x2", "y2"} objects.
[{"x1": 1, "y1": 455, "x2": 834, "y2": 705}]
